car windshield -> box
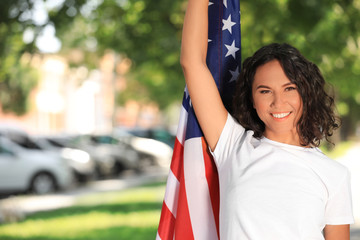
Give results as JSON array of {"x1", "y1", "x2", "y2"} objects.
[
  {"x1": 46, "y1": 139, "x2": 66, "y2": 148},
  {"x1": 90, "y1": 136, "x2": 119, "y2": 144},
  {"x1": 10, "y1": 135, "x2": 41, "y2": 150},
  {"x1": 0, "y1": 143, "x2": 13, "y2": 155}
]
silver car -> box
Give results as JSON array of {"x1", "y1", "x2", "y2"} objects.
[
  {"x1": 34, "y1": 137, "x2": 96, "y2": 182},
  {"x1": 0, "y1": 137, "x2": 72, "y2": 195}
]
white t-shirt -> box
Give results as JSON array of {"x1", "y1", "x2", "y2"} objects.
[{"x1": 211, "y1": 113, "x2": 354, "y2": 240}]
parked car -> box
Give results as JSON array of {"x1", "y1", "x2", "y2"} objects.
[
  {"x1": 114, "y1": 129, "x2": 173, "y2": 168},
  {"x1": 0, "y1": 124, "x2": 42, "y2": 150},
  {"x1": 0, "y1": 124, "x2": 94, "y2": 183},
  {"x1": 122, "y1": 127, "x2": 176, "y2": 148},
  {"x1": 34, "y1": 136, "x2": 96, "y2": 182},
  {"x1": 0, "y1": 136, "x2": 72, "y2": 194},
  {"x1": 88, "y1": 134, "x2": 145, "y2": 173},
  {"x1": 46, "y1": 135, "x2": 117, "y2": 179}
]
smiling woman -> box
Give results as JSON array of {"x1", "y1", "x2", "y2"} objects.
[
  {"x1": 251, "y1": 60, "x2": 303, "y2": 145},
  {"x1": 233, "y1": 43, "x2": 339, "y2": 148},
  {"x1": 180, "y1": 0, "x2": 354, "y2": 238}
]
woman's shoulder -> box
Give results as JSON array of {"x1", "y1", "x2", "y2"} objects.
[
  {"x1": 224, "y1": 112, "x2": 245, "y2": 133},
  {"x1": 261, "y1": 138, "x2": 349, "y2": 176},
  {"x1": 211, "y1": 113, "x2": 255, "y2": 163},
  {"x1": 312, "y1": 149, "x2": 349, "y2": 173},
  {"x1": 225, "y1": 113, "x2": 258, "y2": 145},
  {"x1": 304, "y1": 149, "x2": 351, "y2": 189}
]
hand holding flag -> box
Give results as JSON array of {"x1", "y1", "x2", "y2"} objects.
[{"x1": 156, "y1": 0, "x2": 241, "y2": 239}]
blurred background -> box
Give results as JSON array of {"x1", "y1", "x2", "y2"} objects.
[{"x1": 0, "y1": 0, "x2": 359, "y2": 239}]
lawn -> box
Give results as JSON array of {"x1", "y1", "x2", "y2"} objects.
[{"x1": 0, "y1": 181, "x2": 166, "y2": 240}]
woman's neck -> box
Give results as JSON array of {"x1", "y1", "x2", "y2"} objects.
[{"x1": 263, "y1": 130, "x2": 304, "y2": 147}]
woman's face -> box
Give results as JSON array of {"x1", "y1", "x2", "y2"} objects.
[{"x1": 252, "y1": 60, "x2": 303, "y2": 144}]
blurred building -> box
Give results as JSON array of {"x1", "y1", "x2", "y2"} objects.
[{"x1": 0, "y1": 52, "x2": 163, "y2": 135}]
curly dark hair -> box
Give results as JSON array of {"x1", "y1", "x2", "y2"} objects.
[{"x1": 233, "y1": 43, "x2": 339, "y2": 147}]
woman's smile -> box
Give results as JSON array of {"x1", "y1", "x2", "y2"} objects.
[
  {"x1": 271, "y1": 112, "x2": 292, "y2": 119},
  {"x1": 252, "y1": 60, "x2": 303, "y2": 145}
]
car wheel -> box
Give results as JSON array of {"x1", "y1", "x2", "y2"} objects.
[
  {"x1": 113, "y1": 161, "x2": 126, "y2": 175},
  {"x1": 30, "y1": 172, "x2": 56, "y2": 194}
]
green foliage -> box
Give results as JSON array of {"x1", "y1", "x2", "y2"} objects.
[
  {"x1": 0, "y1": 0, "x2": 84, "y2": 115},
  {"x1": 118, "y1": 61, "x2": 183, "y2": 108},
  {"x1": 0, "y1": 1, "x2": 36, "y2": 115},
  {"x1": 0, "y1": 62, "x2": 38, "y2": 115},
  {"x1": 240, "y1": 0, "x2": 360, "y2": 139},
  {"x1": 56, "y1": 0, "x2": 185, "y2": 109},
  {"x1": 0, "y1": 18, "x2": 38, "y2": 115},
  {"x1": 0, "y1": 0, "x2": 359, "y2": 135}
]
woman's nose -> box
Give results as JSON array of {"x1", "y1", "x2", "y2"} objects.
[{"x1": 270, "y1": 93, "x2": 284, "y2": 107}]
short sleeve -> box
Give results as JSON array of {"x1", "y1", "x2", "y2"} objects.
[
  {"x1": 324, "y1": 169, "x2": 355, "y2": 225},
  {"x1": 210, "y1": 113, "x2": 245, "y2": 168}
]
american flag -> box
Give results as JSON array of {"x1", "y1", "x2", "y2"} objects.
[{"x1": 156, "y1": 0, "x2": 241, "y2": 239}]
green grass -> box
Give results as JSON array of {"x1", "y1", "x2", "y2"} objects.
[{"x1": 0, "y1": 181, "x2": 166, "y2": 240}]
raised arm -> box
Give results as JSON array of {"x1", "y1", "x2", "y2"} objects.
[{"x1": 180, "y1": 0, "x2": 228, "y2": 151}]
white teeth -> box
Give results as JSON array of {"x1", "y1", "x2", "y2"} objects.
[{"x1": 272, "y1": 112, "x2": 291, "y2": 118}]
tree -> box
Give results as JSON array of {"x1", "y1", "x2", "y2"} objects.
[
  {"x1": 0, "y1": 0, "x2": 85, "y2": 115},
  {"x1": 0, "y1": 1, "x2": 37, "y2": 115},
  {"x1": 54, "y1": 0, "x2": 185, "y2": 109},
  {"x1": 1, "y1": 0, "x2": 359, "y2": 139}
]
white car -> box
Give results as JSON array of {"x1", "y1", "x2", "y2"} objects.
[
  {"x1": 34, "y1": 137, "x2": 96, "y2": 182},
  {"x1": 114, "y1": 129, "x2": 173, "y2": 168},
  {"x1": 0, "y1": 137, "x2": 72, "y2": 195}
]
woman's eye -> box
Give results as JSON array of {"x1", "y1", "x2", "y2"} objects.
[
  {"x1": 285, "y1": 86, "x2": 297, "y2": 91},
  {"x1": 260, "y1": 90, "x2": 270, "y2": 94}
]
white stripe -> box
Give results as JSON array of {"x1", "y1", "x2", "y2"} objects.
[
  {"x1": 184, "y1": 85, "x2": 189, "y2": 99},
  {"x1": 156, "y1": 232, "x2": 161, "y2": 240},
  {"x1": 164, "y1": 170, "x2": 180, "y2": 218},
  {"x1": 184, "y1": 138, "x2": 218, "y2": 240},
  {"x1": 176, "y1": 106, "x2": 188, "y2": 145}
]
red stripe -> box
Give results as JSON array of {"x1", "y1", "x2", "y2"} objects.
[
  {"x1": 170, "y1": 137, "x2": 183, "y2": 181},
  {"x1": 157, "y1": 201, "x2": 176, "y2": 240},
  {"x1": 202, "y1": 137, "x2": 220, "y2": 238},
  {"x1": 174, "y1": 142, "x2": 194, "y2": 240},
  {"x1": 158, "y1": 137, "x2": 191, "y2": 239}
]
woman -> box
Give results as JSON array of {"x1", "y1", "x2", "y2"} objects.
[{"x1": 180, "y1": 0, "x2": 354, "y2": 239}]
